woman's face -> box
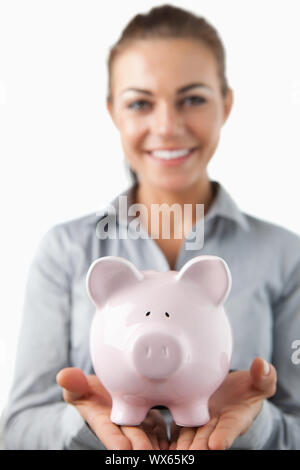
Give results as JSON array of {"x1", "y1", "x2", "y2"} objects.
[{"x1": 107, "y1": 38, "x2": 233, "y2": 191}]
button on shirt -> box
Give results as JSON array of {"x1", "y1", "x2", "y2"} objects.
[{"x1": 2, "y1": 180, "x2": 300, "y2": 449}]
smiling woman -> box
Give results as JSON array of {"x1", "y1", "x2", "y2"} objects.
[{"x1": 106, "y1": 7, "x2": 232, "y2": 197}]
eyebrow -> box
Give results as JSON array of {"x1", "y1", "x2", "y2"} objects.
[{"x1": 121, "y1": 83, "x2": 212, "y2": 96}]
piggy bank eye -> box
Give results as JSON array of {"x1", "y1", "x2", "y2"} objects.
[
  {"x1": 146, "y1": 311, "x2": 151, "y2": 316},
  {"x1": 165, "y1": 312, "x2": 170, "y2": 317}
]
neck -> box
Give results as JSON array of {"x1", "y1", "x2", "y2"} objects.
[{"x1": 134, "y1": 175, "x2": 215, "y2": 236}]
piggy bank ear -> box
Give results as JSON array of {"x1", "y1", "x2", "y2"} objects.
[
  {"x1": 86, "y1": 256, "x2": 144, "y2": 308},
  {"x1": 175, "y1": 255, "x2": 232, "y2": 306}
]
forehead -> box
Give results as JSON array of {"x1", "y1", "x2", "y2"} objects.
[{"x1": 112, "y1": 38, "x2": 220, "y2": 95}]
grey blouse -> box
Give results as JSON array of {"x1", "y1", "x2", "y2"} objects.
[{"x1": 1, "y1": 180, "x2": 300, "y2": 449}]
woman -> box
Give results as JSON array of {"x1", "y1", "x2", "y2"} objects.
[{"x1": 2, "y1": 5, "x2": 300, "y2": 450}]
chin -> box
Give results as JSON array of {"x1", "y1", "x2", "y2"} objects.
[{"x1": 150, "y1": 175, "x2": 198, "y2": 193}]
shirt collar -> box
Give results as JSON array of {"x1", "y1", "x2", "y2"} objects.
[
  {"x1": 205, "y1": 181, "x2": 250, "y2": 231},
  {"x1": 98, "y1": 180, "x2": 249, "y2": 231}
]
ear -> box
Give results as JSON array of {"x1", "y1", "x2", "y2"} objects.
[
  {"x1": 86, "y1": 256, "x2": 144, "y2": 308},
  {"x1": 222, "y1": 87, "x2": 234, "y2": 125},
  {"x1": 106, "y1": 99, "x2": 113, "y2": 118},
  {"x1": 175, "y1": 255, "x2": 232, "y2": 306},
  {"x1": 106, "y1": 99, "x2": 117, "y2": 127}
]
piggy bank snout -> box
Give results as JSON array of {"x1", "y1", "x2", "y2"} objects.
[{"x1": 132, "y1": 332, "x2": 183, "y2": 379}]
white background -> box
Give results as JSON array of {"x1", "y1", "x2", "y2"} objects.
[{"x1": 0, "y1": 0, "x2": 300, "y2": 418}]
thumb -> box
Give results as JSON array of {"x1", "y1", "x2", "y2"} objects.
[
  {"x1": 56, "y1": 367, "x2": 90, "y2": 402},
  {"x1": 250, "y1": 357, "x2": 277, "y2": 397}
]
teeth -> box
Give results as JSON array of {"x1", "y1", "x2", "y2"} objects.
[{"x1": 150, "y1": 148, "x2": 191, "y2": 160}]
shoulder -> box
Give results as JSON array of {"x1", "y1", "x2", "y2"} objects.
[
  {"x1": 244, "y1": 212, "x2": 300, "y2": 244},
  {"x1": 50, "y1": 211, "x2": 101, "y2": 241},
  {"x1": 242, "y1": 211, "x2": 300, "y2": 277},
  {"x1": 244, "y1": 212, "x2": 300, "y2": 246},
  {"x1": 44, "y1": 212, "x2": 103, "y2": 242},
  {"x1": 36, "y1": 211, "x2": 103, "y2": 264}
]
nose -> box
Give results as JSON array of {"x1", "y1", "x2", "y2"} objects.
[
  {"x1": 152, "y1": 102, "x2": 185, "y2": 137},
  {"x1": 132, "y1": 332, "x2": 183, "y2": 379}
]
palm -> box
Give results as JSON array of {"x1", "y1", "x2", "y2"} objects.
[
  {"x1": 209, "y1": 370, "x2": 261, "y2": 417},
  {"x1": 57, "y1": 368, "x2": 169, "y2": 450},
  {"x1": 169, "y1": 358, "x2": 276, "y2": 450}
]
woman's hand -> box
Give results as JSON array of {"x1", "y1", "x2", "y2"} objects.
[
  {"x1": 169, "y1": 357, "x2": 277, "y2": 450},
  {"x1": 56, "y1": 367, "x2": 169, "y2": 450}
]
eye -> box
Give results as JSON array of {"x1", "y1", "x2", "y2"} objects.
[
  {"x1": 165, "y1": 312, "x2": 170, "y2": 317},
  {"x1": 128, "y1": 100, "x2": 151, "y2": 110},
  {"x1": 182, "y1": 95, "x2": 206, "y2": 106},
  {"x1": 146, "y1": 311, "x2": 151, "y2": 316}
]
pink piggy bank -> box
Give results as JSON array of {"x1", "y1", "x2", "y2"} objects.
[{"x1": 86, "y1": 255, "x2": 233, "y2": 427}]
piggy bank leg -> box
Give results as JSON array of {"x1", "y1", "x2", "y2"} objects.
[
  {"x1": 110, "y1": 397, "x2": 149, "y2": 426},
  {"x1": 170, "y1": 398, "x2": 210, "y2": 427}
]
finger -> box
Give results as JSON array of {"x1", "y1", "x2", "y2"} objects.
[
  {"x1": 250, "y1": 357, "x2": 277, "y2": 396},
  {"x1": 147, "y1": 410, "x2": 169, "y2": 450},
  {"x1": 156, "y1": 426, "x2": 170, "y2": 450},
  {"x1": 169, "y1": 421, "x2": 180, "y2": 450},
  {"x1": 152, "y1": 423, "x2": 169, "y2": 450},
  {"x1": 56, "y1": 367, "x2": 90, "y2": 402},
  {"x1": 169, "y1": 440, "x2": 177, "y2": 450},
  {"x1": 121, "y1": 425, "x2": 154, "y2": 450},
  {"x1": 175, "y1": 426, "x2": 197, "y2": 450},
  {"x1": 140, "y1": 421, "x2": 160, "y2": 450},
  {"x1": 57, "y1": 369, "x2": 132, "y2": 450},
  {"x1": 148, "y1": 431, "x2": 160, "y2": 450},
  {"x1": 208, "y1": 412, "x2": 250, "y2": 450},
  {"x1": 139, "y1": 411, "x2": 162, "y2": 449},
  {"x1": 189, "y1": 417, "x2": 219, "y2": 450},
  {"x1": 91, "y1": 416, "x2": 132, "y2": 450}
]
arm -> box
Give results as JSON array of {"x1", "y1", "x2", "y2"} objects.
[
  {"x1": 1, "y1": 226, "x2": 105, "y2": 449},
  {"x1": 231, "y1": 259, "x2": 300, "y2": 450}
]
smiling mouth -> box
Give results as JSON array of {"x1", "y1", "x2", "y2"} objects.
[{"x1": 145, "y1": 147, "x2": 198, "y2": 166}]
